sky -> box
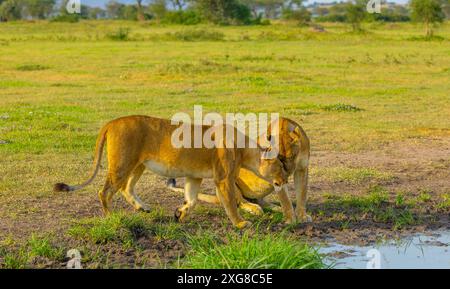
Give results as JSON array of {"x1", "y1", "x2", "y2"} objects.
[{"x1": 82, "y1": 0, "x2": 409, "y2": 8}]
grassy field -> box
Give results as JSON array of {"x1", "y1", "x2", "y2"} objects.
[{"x1": 0, "y1": 20, "x2": 449, "y2": 268}]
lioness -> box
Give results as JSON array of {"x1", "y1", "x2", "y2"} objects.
[
  {"x1": 53, "y1": 115, "x2": 287, "y2": 229},
  {"x1": 167, "y1": 117, "x2": 311, "y2": 224}
]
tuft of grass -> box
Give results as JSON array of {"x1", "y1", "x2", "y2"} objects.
[
  {"x1": 395, "y1": 192, "x2": 406, "y2": 207},
  {"x1": 16, "y1": 64, "x2": 49, "y2": 71},
  {"x1": 107, "y1": 27, "x2": 130, "y2": 41},
  {"x1": 337, "y1": 188, "x2": 389, "y2": 210},
  {"x1": 152, "y1": 222, "x2": 184, "y2": 242},
  {"x1": 0, "y1": 234, "x2": 62, "y2": 269},
  {"x1": 1, "y1": 250, "x2": 28, "y2": 269},
  {"x1": 418, "y1": 190, "x2": 432, "y2": 203},
  {"x1": 240, "y1": 76, "x2": 270, "y2": 86},
  {"x1": 180, "y1": 232, "x2": 326, "y2": 269},
  {"x1": 68, "y1": 212, "x2": 149, "y2": 247},
  {"x1": 315, "y1": 167, "x2": 393, "y2": 185},
  {"x1": 50, "y1": 14, "x2": 79, "y2": 23},
  {"x1": 27, "y1": 234, "x2": 63, "y2": 260},
  {"x1": 324, "y1": 186, "x2": 416, "y2": 229},
  {"x1": 67, "y1": 210, "x2": 183, "y2": 247},
  {"x1": 437, "y1": 193, "x2": 450, "y2": 210},
  {"x1": 321, "y1": 103, "x2": 362, "y2": 112},
  {"x1": 407, "y1": 35, "x2": 445, "y2": 42},
  {"x1": 169, "y1": 29, "x2": 224, "y2": 41}
]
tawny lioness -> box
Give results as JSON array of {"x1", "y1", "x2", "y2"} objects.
[
  {"x1": 167, "y1": 117, "x2": 311, "y2": 224},
  {"x1": 54, "y1": 115, "x2": 288, "y2": 229}
]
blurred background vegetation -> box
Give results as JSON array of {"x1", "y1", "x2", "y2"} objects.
[{"x1": 0, "y1": 0, "x2": 449, "y2": 37}]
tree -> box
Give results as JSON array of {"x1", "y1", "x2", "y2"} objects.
[
  {"x1": 168, "y1": 0, "x2": 188, "y2": 10},
  {"x1": 0, "y1": 0, "x2": 22, "y2": 21},
  {"x1": 88, "y1": 7, "x2": 106, "y2": 19},
  {"x1": 313, "y1": 6, "x2": 329, "y2": 17},
  {"x1": 195, "y1": 0, "x2": 251, "y2": 24},
  {"x1": 25, "y1": 0, "x2": 55, "y2": 19},
  {"x1": 282, "y1": 0, "x2": 310, "y2": 25},
  {"x1": 345, "y1": 0, "x2": 366, "y2": 32},
  {"x1": 262, "y1": 0, "x2": 283, "y2": 18},
  {"x1": 122, "y1": 4, "x2": 138, "y2": 20},
  {"x1": 136, "y1": 0, "x2": 145, "y2": 21},
  {"x1": 282, "y1": 6, "x2": 310, "y2": 25},
  {"x1": 149, "y1": 0, "x2": 167, "y2": 19},
  {"x1": 410, "y1": 0, "x2": 445, "y2": 37},
  {"x1": 442, "y1": 0, "x2": 450, "y2": 19},
  {"x1": 106, "y1": 0, "x2": 125, "y2": 19}
]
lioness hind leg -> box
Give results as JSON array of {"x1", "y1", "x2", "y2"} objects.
[
  {"x1": 121, "y1": 164, "x2": 150, "y2": 212},
  {"x1": 175, "y1": 177, "x2": 202, "y2": 222},
  {"x1": 98, "y1": 177, "x2": 119, "y2": 215}
]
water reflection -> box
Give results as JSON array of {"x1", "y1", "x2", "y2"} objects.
[{"x1": 321, "y1": 231, "x2": 450, "y2": 269}]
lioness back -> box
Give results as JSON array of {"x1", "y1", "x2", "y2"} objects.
[{"x1": 105, "y1": 115, "x2": 216, "y2": 179}]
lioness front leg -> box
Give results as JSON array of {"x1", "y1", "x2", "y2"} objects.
[
  {"x1": 215, "y1": 179, "x2": 251, "y2": 229},
  {"x1": 277, "y1": 188, "x2": 296, "y2": 224},
  {"x1": 294, "y1": 167, "x2": 312, "y2": 223},
  {"x1": 174, "y1": 177, "x2": 202, "y2": 222}
]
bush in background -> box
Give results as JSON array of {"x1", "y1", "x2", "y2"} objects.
[{"x1": 162, "y1": 10, "x2": 202, "y2": 25}]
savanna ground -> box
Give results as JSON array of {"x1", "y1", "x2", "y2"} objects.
[{"x1": 0, "y1": 20, "x2": 449, "y2": 268}]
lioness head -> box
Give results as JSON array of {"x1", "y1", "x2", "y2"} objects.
[{"x1": 258, "y1": 154, "x2": 288, "y2": 192}]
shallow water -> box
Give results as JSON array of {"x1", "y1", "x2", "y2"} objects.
[{"x1": 321, "y1": 231, "x2": 450, "y2": 269}]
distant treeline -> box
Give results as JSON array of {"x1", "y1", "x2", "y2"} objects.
[{"x1": 0, "y1": 0, "x2": 449, "y2": 26}]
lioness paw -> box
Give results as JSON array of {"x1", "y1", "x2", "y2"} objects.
[
  {"x1": 284, "y1": 216, "x2": 297, "y2": 225},
  {"x1": 240, "y1": 203, "x2": 264, "y2": 216},
  {"x1": 174, "y1": 207, "x2": 183, "y2": 221},
  {"x1": 297, "y1": 214, "x2": 312, "y2": 223},
  {"x1": 137, "y1": 206, "x2": 151, "y2": 213},
  {"x1": 236, "y1": 221, "x2": 252, "y2": 229}
]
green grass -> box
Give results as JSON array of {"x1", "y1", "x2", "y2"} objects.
[
  {"x1": 320, "y1": 103, "x2": 363, "y2": 112},
  {"x1": 67, "y1": 210, "x2": 183, "y2": 247},
  {"x1": 323, "y1": 186, "x2": 417, "y2": 229},
  {"x1": 437, "y1": 193, "x2": 450, "y2": 210},
  {"x1": 106, "y1": 27, "x2": 130, "y2": 41},
  {"x1": 0, "y1": 234, "x2": 63, "y2": 269},
  {"x1": 180, "y1": 231, "x2": 326, "y2": 269},
  {"x1": 16, "y1": 64, "x2": 49, "y2": 71},
  {"x1": 418, "y1": 190, "x2": 432, "y2": 202},
  {"x1": 169, "y1": 28, "x2": 225, "y2": 41},
  {"x1": 27, "y1": 234, "x2": 63, "y2": 260},
  {"x1": 313, "y1": 167, "x2": 394, "y2": 184},
  {"x1": 0, "y1": 20, "x2": 448, "y2": 268},
  {"x1": 1, "y1": 250, "x2": 28, "y2": 269},
  {"x1": 0, "y1": 21, "x2": 448, "y2": 157}
]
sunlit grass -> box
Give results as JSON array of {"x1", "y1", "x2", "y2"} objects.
[
  {"x1": 0, "y1": 20, "x2": 448, "y2": 268},
  {"x1": 180, "y1": 231, "x2": 327, "y2": 269},
  {"x1": 67, "y1": 210, "x2": 184, "y2": 248}
]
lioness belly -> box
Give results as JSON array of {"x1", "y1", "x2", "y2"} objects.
[{"x1": 143, "y1": 160, "x2": 213, "y2": 179}]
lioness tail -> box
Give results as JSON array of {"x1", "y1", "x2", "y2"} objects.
[{"x1": 53, "y1": 125, "x2": 108, "y2": 192}]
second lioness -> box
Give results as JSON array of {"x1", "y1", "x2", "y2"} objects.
[
  {"x1": 168, "y1": 117, "x2": 311, "y2": 224},
  {"x1": 54, "y1": 115, "x2": 287, "y2": 229}
]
